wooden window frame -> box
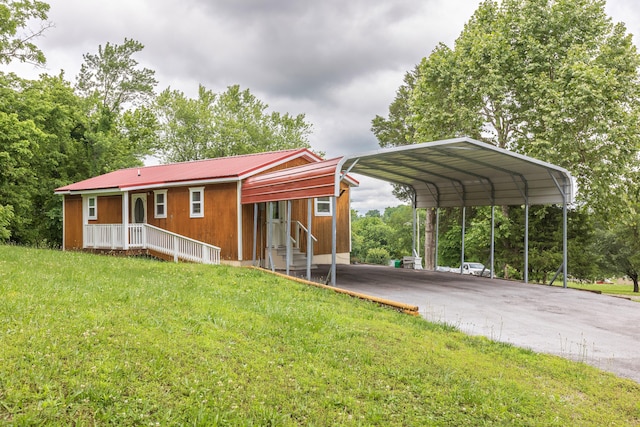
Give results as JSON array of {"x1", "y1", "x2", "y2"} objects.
[
  {"x1": 314, "y1": 196, "x2": 332, "y2": 217},
  {"x1": 154, "y1": 190, "x2": 167, "y2": 219},
  {"x1": 189, "y1": 187, "x2": 204, "y2": 218}
]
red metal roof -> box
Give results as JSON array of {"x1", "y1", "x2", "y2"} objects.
[
  {"x1": 55, "y1": 149, "x2": 321, "y2": 193},
  {"x1": 241, "y1": 157, "x2": 359, "y2": 204}
]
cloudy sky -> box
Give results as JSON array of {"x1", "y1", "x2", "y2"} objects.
[{"x1": 8, "y1": 0, "x2": 640, "y2": 213}]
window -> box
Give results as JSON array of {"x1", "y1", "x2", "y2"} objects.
[
  {"x1": 154, "y1": 190, "x2": 167, "y2": 219},
  {"x1": 314, "y1": 197, "x2": 332, "y2": 216},
  {"x1": 190, "y1": 187, "x2": 204, "y2": 218},
  {"x1": 87, "y1": 196, "x2": 97, "y2": 220}
]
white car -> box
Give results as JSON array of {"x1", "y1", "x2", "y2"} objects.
[{"x1": 462, "y1": 262, "x2": 491, "y2": 277}]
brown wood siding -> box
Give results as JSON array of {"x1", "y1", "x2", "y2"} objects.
[
  {"x1": 311, "y1": 183, "x2": 350, "y2": 255},
  {"x1": 241, "y1": 203, "x2": 258, "y2": 260},
  {"x1": 63, "y1": 195, "x2": 83, "y2": 250},
  {"x1": 264, "y1": 157, "x2": 310, "y2": 172},
  {"x1": 147, "y1": 183, "x2": 240, "y2": 260},
  {"x1": 89, "y1": 195, "x2": 122, "y2": 224}
]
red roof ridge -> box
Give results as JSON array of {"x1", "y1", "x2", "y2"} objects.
[
  {"x1": 54, "y1": 147, "x2": 320, "y2": 193},
  {"x1": 134, "y1": 148, "x2": 308, "y2": 171}
]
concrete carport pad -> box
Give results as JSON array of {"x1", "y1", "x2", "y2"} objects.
[{"x1": 322, "y1": 264, "x2": 640, "y2": 383}]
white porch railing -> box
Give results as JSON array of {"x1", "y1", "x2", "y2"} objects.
[
  {"x1": 83, "y1": 224, "x2": 221, "y2": 265},
  {"x1": 84, "y1": 224, "x2": 125, "y2": 249},
  {"x1": 144, "y1": 224, "x2": 220, "y2": 265}
]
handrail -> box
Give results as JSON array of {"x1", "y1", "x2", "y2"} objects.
[
  {"x1": 143, "y1": 224, "x2": 221, "y2": 250},
  {"x1": 294, "y1": 221, "x2": 317, "y2": 242},
  {"x1": 143, "y1": 224, "x2": 221, "y2": 265}
]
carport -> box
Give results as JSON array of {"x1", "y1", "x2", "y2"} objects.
[{"x1": 330, "y1": 137, "x2": 575, "y2": 287}]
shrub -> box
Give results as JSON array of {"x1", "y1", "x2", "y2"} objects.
[{"x1": 365, "y1": 247, "x2": 390, "y2": 265}]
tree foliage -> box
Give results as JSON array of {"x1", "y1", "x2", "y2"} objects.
[
  {"x1": 0, "y1": 36, "x2": 160, "y2": 245},
  {"x1": 155, "y1": 84, "x2": 313, "y2": 162},
  {"x1": 0, "y1": 0, "x2": 51, "y2": 66},
  {"x1": 351, "y1": 206, "x2": 421, "y2": 264},
  {"x1": 411, "y1": 0, "x2": 640, "y2": 218},
  {"x1": 351, "y1": 215, "x2": 393, "y2": 263},
  {"x1": 371, "y1": 67, "x2": 419, "y2": 203},
  {"x1": 597, "y1": 180, "x2": 640, "y2": 292},
  {"x1": 0, "y1": 72, "x2": 88, "y2": 244},
  {"x1": 74, "y1": 39, "x2": 158, "y2": 175},
  {"x1": 75, "y1": 38, "x2": 157, "y2": 115},
  {"x1": 372, "y1": 0, "x2": 640, "y2": 283}
]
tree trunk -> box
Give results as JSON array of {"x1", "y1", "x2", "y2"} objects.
[
  {"x1": 632, "y1": 274, "x2": 639, "y2": 293},
  {"x1": 424, "y1": 208, "x2": 436, "y2": 270}
]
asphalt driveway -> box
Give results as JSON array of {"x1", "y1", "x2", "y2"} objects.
[{"x1": 315, "y1": 264, "x2": 640, "y2": 383}]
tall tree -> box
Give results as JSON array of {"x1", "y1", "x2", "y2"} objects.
[
  {"x1": 597, "y1": 176, "x2": 640, "y2": 292},
  {"x1": 410, "y1": 0, "x2": 640, "y2": 218},
  {"x1": 75, "y1": 38, "x2": 157, "y2": 115},
  {"x1": 371, "y1": 66, "x2": 418, "y2": 150},
  {"x1": 375, "y1": 0, "x2": 640, "y2": 275},
  {"x1": 154, "y1": 85, "x2": 217, "y2": 163},
  {"x1": 0, "y1": 72, "x2": 88, "y2": 244},
  {"x1": 0, "y1": 0, "x2": 51, "y2": 66},
  {"x1": 598, "y1": 220, "x2": 640, "y2": 293},
  {"x1": 372, "y1": 66, "x2": 444, "y2": 268},
  {"x1": 75, "y1": 39, "x2": 158, "y2": 175},
  {"x1": 155, "y1": 84, "x2": 313, "y2": 162}
]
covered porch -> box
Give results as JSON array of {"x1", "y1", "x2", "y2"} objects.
[{"x1": 242, "y1": 158, "x2": 356, "y2": 279}]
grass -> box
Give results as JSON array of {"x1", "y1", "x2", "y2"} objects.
[
  {"x1": 565, "y1": 282, "x2": 640, "y2": 298},
  {"x1": 1, "y1": 245, "x2": 639, "y2": 426}
]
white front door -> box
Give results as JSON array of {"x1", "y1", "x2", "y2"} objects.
[
  {"x1": 131, "y1": 194, "x2": 147, "y2": 224},
  {"x1": 268, "y1": 201, "x2": 286, "y2": 247}
]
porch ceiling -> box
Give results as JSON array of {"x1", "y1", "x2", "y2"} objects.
[{"x1": 338, "y1": 137, "x2": 575, "y2": 208}]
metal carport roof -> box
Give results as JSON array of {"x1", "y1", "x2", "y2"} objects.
[
  {"x1": 326, "y1": 137, "x2": 576, "y2": 288},
  {"x1": 335, "y1": 137, "x2": 575, "y2": 207}
]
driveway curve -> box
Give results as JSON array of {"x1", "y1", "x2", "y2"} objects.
[{"x1": 325, "y1": 264, "x2": 640, "y2": 383}]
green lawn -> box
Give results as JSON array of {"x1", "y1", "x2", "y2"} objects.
[
  {"x1": 565, "y1": 282, "x2": 640, "y2": 299},
  {"x1": 1, "y1": 246, "x2": 639, "y2": 426}
]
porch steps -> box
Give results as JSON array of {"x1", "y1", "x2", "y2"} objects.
[{"x1": 275, "y1": 246, "x2": 317, "y2": 271}]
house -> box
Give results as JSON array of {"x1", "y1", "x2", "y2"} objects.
[{"x1": 54, "y1": 148, "x2": 358, "y2": 270}]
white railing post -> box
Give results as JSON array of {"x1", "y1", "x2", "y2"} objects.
[{"x1": 173, "y1": 235, "x2": 179, "y2": 263}]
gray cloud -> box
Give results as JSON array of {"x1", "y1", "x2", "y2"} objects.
[{"x1": 10, "y1": 0, "x2": 640, "y2": 213}]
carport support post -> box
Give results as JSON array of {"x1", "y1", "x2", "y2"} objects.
[
  {"x1": 268, "y1": 202, "x2": 274, "y2": 272},
  {"x1": 434, "y1": 208, "x2": 440, "y2": 270},
  {"x1": 524, "y1": 203, "x2": 529, "y2": 284},
  {"x1": 252, "y1": 203, "x2": 258, "y2": 265},
  {"x1": 490, "y1": 205, "x2": 495, "y2": 279},
  {"x1": 286, "y1": 200, "x2": 292, "y2": 276},
  {"x1": 563, "y1": 201, "x2": 568, "y2": 288},
  {"x1": 412, "y1": 196, "x2": 417, "y2": 256},
  {"x1": 307, "y1": 198, "x2": 312, "y2": 281},
  {"x1": 460, "y1": 206, "x2": 466, "y2": 274},
  {"x1": 331, "y1": 196, "x2": 337, "y2": 286}
]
